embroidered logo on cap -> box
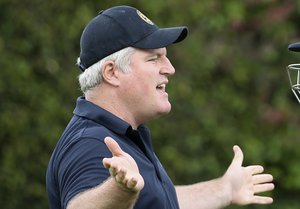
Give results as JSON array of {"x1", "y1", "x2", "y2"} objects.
[{"x1": 137, "y1": 10, "x2": 154, "y2": 25}]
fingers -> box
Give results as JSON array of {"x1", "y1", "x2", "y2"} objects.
[
  {"x1": 103, "y1": 137, "x2": 124, "y2": 169},
  {"x1": 253, "y1": 173, "x2": 274, "y2": 194},
  {"x1": 246, "y1": 165, "x2": 264, "y2": 175},
  {"x1": 102, "y1": 157, "x2": 112, "y2": 169},
  {"x1": 246, "y1": 166, "x2": 274, "y2": 192},
  {"x1": 228, "y1": 146, "x2": 275, "y2": 206},
  {"x1": 253, "y1": 174, "x2": 273, "y2": 185},
  {"x1": 104, "y1": 137, "x2": 124, "y2": 156},
  {"x1": 250, "y1": 167, "x2": 274, "y2": 205},
  {"x1": 116, "y1": 173, "x2": 139, "y2": 191},
  {"x1": 108, "y1": 166, "x2": 139, "y2": 192},
  {"x1": 127, "y1": 178, "x2": 138, "y2": 190},
  {"x1": 115, "y1": 169, "x2": 126, "y2": 183},
  {"x1": 252, "y1": 196, "x2": 273, "y2": 204},
  {"x1": 254, "y1": 183, "x2": 275, "y2": 194},
  {"x1": 231, "y1": 145, "x2": 244, "y2": 167},
  {"x1": 102, "y1": 136, "x2": 144, "y2": 192}
]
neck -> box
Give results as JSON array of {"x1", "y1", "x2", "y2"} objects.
[{"x1": 85, "y1": 87, "x2": 141, "y2": 129}]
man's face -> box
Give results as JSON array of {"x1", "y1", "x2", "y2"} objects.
[{"x1": 118, "y1": 47, "x2": 175, "y2": 124}]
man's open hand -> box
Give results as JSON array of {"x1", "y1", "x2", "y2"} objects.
[
  {"x1": 223, "y1": 145, "x2": 274, "y2": 205},
  {"x1": 102, "y1": 137, "x2": 144, "y2": 193}
]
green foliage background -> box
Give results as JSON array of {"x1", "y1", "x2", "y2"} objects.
[{"x1": 1, "y1": 0, "x2": 300, "y2": 208}]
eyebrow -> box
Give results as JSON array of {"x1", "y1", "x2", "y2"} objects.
[{"x1": 147, "y1": 48, "x2": 167, "y2": 56}]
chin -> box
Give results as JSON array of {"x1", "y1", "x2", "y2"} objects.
[{"x1": 158, "y1": 103, "x2": 172, "y2": 114}]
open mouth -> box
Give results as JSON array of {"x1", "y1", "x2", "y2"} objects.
[{"x1": 156, "y1": 84, "x2": 166, "y2": 91}]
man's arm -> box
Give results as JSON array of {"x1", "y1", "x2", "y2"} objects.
[
  {"x1": 66, "y1": 177, "x2": 139, "y2": 209},
  {"x1": 67, "y1": 137, "x2": 144, "y2": 209},
  {"x1": 175, "y1": 145, "x2": 274, "y2": 209}
]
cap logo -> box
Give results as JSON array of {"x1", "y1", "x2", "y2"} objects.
[{"x1": 136, "y1": 10, "x2": 154, "y2": 25}]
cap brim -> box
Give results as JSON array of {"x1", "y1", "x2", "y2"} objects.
[
  {"x1": 133, "y1": 26, "x2": 188, "y2": 49},
  {"x1": 288, "y1": 42, "x2": 300, "y2": 52}
]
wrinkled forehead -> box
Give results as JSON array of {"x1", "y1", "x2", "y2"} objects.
[{"x1": 135, "y1": 47, "x2": 167, "y2": 56}]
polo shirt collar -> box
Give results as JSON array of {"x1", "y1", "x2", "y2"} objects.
[{"x1": 73, "y1": 96, "x2": 131, "y2": 135}]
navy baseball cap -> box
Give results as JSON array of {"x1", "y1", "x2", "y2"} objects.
[
  {"x1": 288, "y1": 42, "x2": 300, "y2": 52},
  {"x1": 78, "y1": 5, "x2": 188, "y2": 71}
]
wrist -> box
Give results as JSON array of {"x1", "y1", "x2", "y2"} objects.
[
  {"x1": 110, "y1": 177, "x2": 141, "y2": 195},
  {"x1": 219, "y1": 175, "x2": 234, "y2": 207}
]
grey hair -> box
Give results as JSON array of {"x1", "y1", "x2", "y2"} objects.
[{"x1": 78, "y1": 47, "x2": 136, "y2": 94}]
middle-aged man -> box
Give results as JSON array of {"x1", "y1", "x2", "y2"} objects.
[
  {"x1": 46, "y1": 5, "x2": 275, "y2": 209},
  {"x1": 287, "y1": 42, "x2": 300, "y2": 103}
]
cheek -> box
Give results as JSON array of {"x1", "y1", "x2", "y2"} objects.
[
  {"x1": 122, "y1": 77, "x2": 151, "y2": 98},
  {"x1": 135, "y1": 75, "x2": 154, "y2": 94}
]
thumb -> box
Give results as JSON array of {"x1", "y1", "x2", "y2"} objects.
[
  {"x1": 104, "y1": 136, "x2": 124, "y2": 156},
  {"x1": 230, "y1": 145, "x2": 244, "y2": 167}
]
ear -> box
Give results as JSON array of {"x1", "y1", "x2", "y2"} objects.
[{"x1": 101, "y1": 61, "x2": 120, "y2": 86}]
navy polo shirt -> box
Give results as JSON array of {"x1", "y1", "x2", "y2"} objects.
[{"x1": 46, "y1": 96, "x2": 180, "y2": 209}]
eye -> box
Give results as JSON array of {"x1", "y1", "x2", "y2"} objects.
[{"x1": 147, "y1": 56, "x2": 159, "y2": 62}]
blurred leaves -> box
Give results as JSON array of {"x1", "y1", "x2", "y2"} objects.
[{"x1": 1, "y1": 0, "x2": 300, "y2": 208}]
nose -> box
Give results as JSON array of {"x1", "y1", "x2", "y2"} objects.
[{"x1": 160, "y1": 57, "x2": 175, "y2": 76}]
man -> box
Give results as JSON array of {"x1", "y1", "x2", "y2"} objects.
[
  {"x1": 287, "y1": 42, "x2": 300, "y2": 103},
  {"x1": 46, "y1": 5, "x2": 274, "y2": 209}
]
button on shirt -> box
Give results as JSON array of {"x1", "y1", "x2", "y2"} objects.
[{"x1": 46, "y1": 96, "x2": 180, "y2": 209}]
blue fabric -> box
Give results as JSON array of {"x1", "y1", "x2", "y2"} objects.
[{"x1": 46, "y1": 96, "x2": 179, "y2": 209}]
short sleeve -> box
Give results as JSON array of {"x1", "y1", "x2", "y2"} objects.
[{"x1": 57, "y1": 138, "x2": 111, "y2": 209}]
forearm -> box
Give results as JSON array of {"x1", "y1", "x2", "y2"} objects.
[
  {"x1": 67, "y1": 177, "x2": 140, "y2": 209},
  {"x1": 175, "y1": 177, "x2": 231, "y2": 209}
]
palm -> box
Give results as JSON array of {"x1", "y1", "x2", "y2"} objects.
[
  {"x1": 102, "y1": 137, "x2": 145, "y2": 192},
  {"x1": 223, "y1": 145, "x2": 274, "y2": 205}
]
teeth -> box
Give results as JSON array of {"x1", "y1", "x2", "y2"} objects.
[{"x1": 157, "y1": 84, "x2": 166, "y2": 89}]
